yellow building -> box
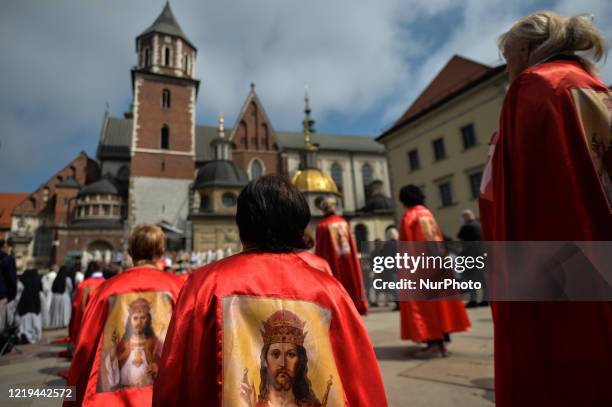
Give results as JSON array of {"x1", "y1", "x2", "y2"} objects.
[{"x1": 377, "y1": 55, "x2": 507, "y2": 236}]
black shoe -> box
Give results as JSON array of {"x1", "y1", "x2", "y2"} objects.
[
  {"x1": 465, "y1": 301, "x2": 478, "y2": 309},
  {"x1": 478, "y1": 301, "x2": 489, "y2": 307},
  {"x1": 370, "y1": 302, "x2": 379, "y2": 307}
]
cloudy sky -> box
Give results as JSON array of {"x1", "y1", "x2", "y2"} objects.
[{"x1": 1, "y1": 0, "x2": 611, "y2": 192}]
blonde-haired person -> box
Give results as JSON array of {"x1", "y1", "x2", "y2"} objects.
[
  {"x1": 65, "y1": 225, "x2": 183, "y2": 407},
  {"x1": 480, "y1": 11, "x2": 612, "y2": 407}
]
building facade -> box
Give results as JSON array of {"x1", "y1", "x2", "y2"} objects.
[
  {"x1": 378, "y1": 55, "x2": 507, "y2": 236},
  {"x1": 9, "y1": 3, "x2": 393, "y2": 267}
]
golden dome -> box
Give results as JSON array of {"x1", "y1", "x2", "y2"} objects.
[{"x1": 292, "y1": 169, "x2": 339, "y2": 194}]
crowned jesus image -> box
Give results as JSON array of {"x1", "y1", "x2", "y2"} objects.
[
  {"x1": 240, "y1": 310, "x2": 332, "y2": 407},
  {"x1": 102, "y1": 298, "x2": 163, "y2": 391}
]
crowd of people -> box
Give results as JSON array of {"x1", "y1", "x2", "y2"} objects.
[{"x1": 1, "y1": 9, "x2": 610, "y2": 406}]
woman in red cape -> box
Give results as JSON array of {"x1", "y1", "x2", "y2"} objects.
[
  {"x1": 315, "y1": 197, "x2": 368, "y2": 315},
  {"x1": 398, "y1": 185, "x2": 470, "y2": 357},
  {"x1": 153, "y1": 176, "x2": 386, "y2": 406},
  {"x1": 64, "y1": 225, "x2": 183, "y2": 407},
  {"x1": 69, "y1": 261, "x2": 105, "y2": 346},
  {"x1": 481, "y1": 11, "x2": 612, "y2": 406}
]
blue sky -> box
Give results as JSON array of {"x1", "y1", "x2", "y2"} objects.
[{"x1": 1, "y1": 0, "x2": 610, "y2": 192}]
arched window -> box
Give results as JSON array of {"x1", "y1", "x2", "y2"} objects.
[
  {"x1": 262, "y1": 124, "x2": 269, "y2": 149},
  {"x1": 240, "y1": 121, "x2": 248, "y2": 149},
  {"x1": 362, "y1": 163, "x2": 373, "y2": 197},
  {"x1": 161, "y1": 125, "x2": 170, "y2": 149},
  {"x1": 183, "y1": 54, "x2": 188, "y2": 73},
  {"x1": 331, "y1": 163, "x2": 343, "y2": 191},
  {"x1": 250, "y1": 159, "x2": 263, "y2": 180},
  {"x1": 164, "y1": 47, "x2": 171, "y2": 66},
  {"x1": 162, "y1": 89, "x2": 171, "y2": 110},
  {"x1": 144, "y1": 48, "x2": 151, "y2": 67}
]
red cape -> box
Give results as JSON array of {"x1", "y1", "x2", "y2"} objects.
[
  {"x1": 479, "y1": 59, "x2": 612, "y2": 406},
  {"x1": 315, "y1": 214, "x2": 368, "y2": 315},
  {"x1": 296, "y1": 250, "x2": 334, "y2": 276},
  {"x1": 152, "y1": 251, "x2": 387, "y2": 406},
  {"x1": 69, "y1": 276, "x2": 105, "y2": 345},
  {"x1": 399, "y1": 206, "x2": 470, "y2": 342},
  {"x1": 64, "y1": 266, "x2": 183, "y2": 407}
]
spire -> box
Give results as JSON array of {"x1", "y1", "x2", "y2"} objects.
[
  {"x1": 300, "y1": 85, "x2": 318, "y2": 169},
  {"x1": 139, "y1": 2, "x2": 194, "y2": 48},
  {"x1": 302, "y1": 84, "x2": 317, "y2": 151},
  {"x1": 211, "y1": 112, "x2": 231, "y2": 161}
]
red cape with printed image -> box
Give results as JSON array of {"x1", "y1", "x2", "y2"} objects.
[
  {"x1": 64, "y1": 266, "x2": 183, "y2": 407},
  {"x1": 315, "y1": 214, "x2": 368, "y2": 315},
  {"x1": 152, "y1": 251, "x2": 387, "y2": 406},
  {"x1": 398, "y1": 205, "x2": 470, "y2": 342},
  {"x1": 480, "y1": 58, "x2": 612, "y2": 406}
]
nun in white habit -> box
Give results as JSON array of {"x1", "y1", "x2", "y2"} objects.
[
  {"x1": 48, "y1": 265, "x2": 73, "y2": 328},
  {"x1": 41, "y1": 267, "x2": 57, "y2": 328},
  {"x1": 15, "y1": 269, "x2": 43, "y2": 344}
]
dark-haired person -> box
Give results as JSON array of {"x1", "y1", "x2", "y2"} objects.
[
  {"x1": 69, "y1": 261, "x2": 105, "y2": 347},
  {"x1": 153, "y1": 175, "x2": 387, "y2": 406},
  {"x1": 398, "y1": 185, "x2": 470, "y2": 358},
  {"x1": 65, "y1": 225, "x2": 182, "y2": 407},
  {"x1": 315, "y1": 197, "x2": 368, "y2": 315},
  {"x1": 0, "y1": 238, "x2": 17, "y2": 331},
  {"x1": 49, "y1": 265, "x2": 73, "y2": 329},
  {"x1": 15, "y1": 269, "x2": 43, "y2": 344},
  {"x1": 481, "y1": 11, "x2": 612, "y2": 406}
]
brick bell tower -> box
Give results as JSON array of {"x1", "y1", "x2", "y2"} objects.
[{"x1": 128, "y1": 2, "x2": 199, "y2": 234}]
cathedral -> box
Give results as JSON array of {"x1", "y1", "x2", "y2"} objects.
[{"x1": 10, "y1": 3, "x2": 393, "y2": 268}]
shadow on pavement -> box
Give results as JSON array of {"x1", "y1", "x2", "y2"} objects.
[{"x1": 374, "y1": 345, "x2": 424, "y2": 360}]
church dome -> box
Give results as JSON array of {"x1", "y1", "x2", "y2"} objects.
[
  {"x1": 78, "y1": 178, "x2": 119, "y2": 197},
  {"x1": 194, "y1": 160, "x2": 249, "y2": 188},
  {"x1": 292, "y1": 169, "x2": 339, "y2": 194}
]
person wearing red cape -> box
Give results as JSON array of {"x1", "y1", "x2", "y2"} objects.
[
  {"x1": 481, "y1": 11, "x2": 612, "y2": 406},
  {"x1": 64, "y1": 225, "x2": 183, "y2": 407},
  {"x1": 153, "y1": 176, "x2": 387, "y2": 406},
  {"x1": 68, "y1": 261, "x2": 105, "y2": 347},
  {"x1": 315, "y1": 197, "x2": 368, "y2": 315},
  {"x1": 398, "y1": 185, "x2": 470, "y2": 358}
]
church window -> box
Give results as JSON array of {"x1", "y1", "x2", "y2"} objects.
[
  {"x1": 250, "y1": 159, "x2": 263, "y2": 180},
  {"x1": 161, "y1": 125, "x2": 170, "y2": 149},
  {"x1": 144, "y1": 48, "x2": 151, "y2": 67},
  {"x1": 162, "y1": 89, "x2": 171, "y2": 110},
  {"x1": 331, "y1": 163, "x2": 343, "y2": 191},
  {"x1": 361, "y1": 163, "x2": 373, "y2": 198},
  {"x1": 164, "y1": 47, "x2": 171, "y2": 66},
  {"x1": 222, "y1": 193, "x2": 237, "y2": 207},
  {"x1": 183, "y1": 54, "x2": 188, "y2": 72}
]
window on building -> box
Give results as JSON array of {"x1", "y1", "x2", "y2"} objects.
[
  {"x1": 161, "y1": 125, "x2": 170, "y2": 149},
  {"x1": 144, "y1": 48, "x2": 151, "y2": 67},
  {"x1": 408, "y1": 149, "x2": 420, "y2": 171},
  {"x1": 438, "y1": 181, "x2": 453, "y2": 207},
  {"x1": 250, "y1": 159, "x2": 263, "y2": 180},
  {"x1": 162, "y1": 89, "x2": 171, "y2": 110},
  {"x1": 42, "y1": 187, "x2": 49, "y2": 203},
  {"x1": 362, "y1": 163, "x2": 373, "y2": 197},
  {"x1": 183, "y1": 54, "x2": 188, "y2": 72},
  {"x1": 354, "y1": 224, "x2": 369, "y2": 253},
  {"x1": 164, "y1": 47, "x2": 171, "y2": 66},
  {"x1": 469, "y1": 171, "x2": 483, "y2": 199},
  {"x1": 200, "y1": 194, "x2": 210, "y2": 210},
  {"x1": 461, "y1": 124, "x2": 477, "y2": 149},
  {"x1": 222, "y1": 193, "x2": 237, "y2": 207},
  {"x1": 331, "y1": 163, "x2": 343, "y2": 191},
  {"x1": 103, "y1": 205, "x2": 110, "y2": 216},
  {"x1": 433, "y1": 138, "x2": 446, "y2": 161}
]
